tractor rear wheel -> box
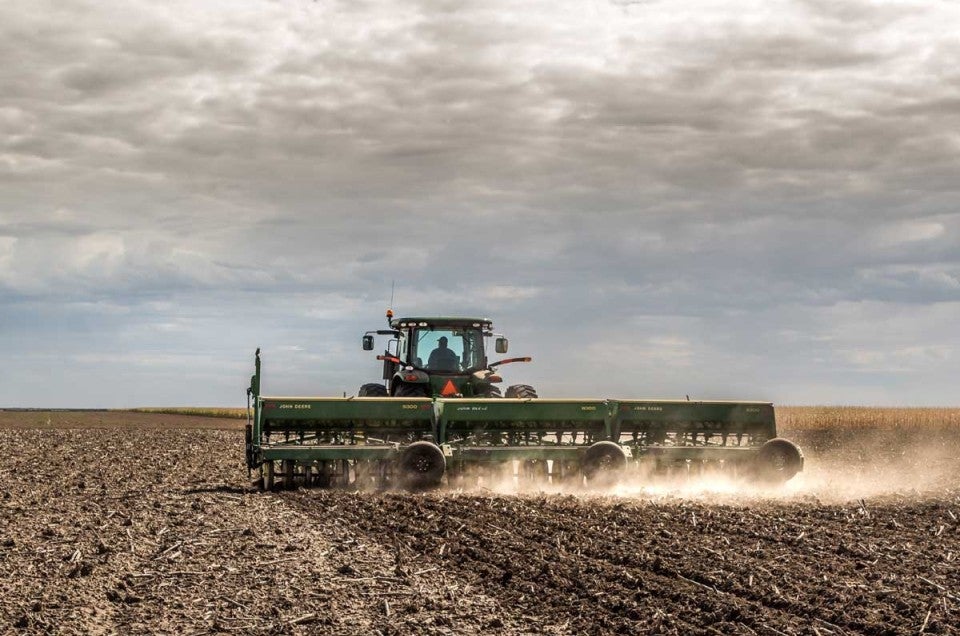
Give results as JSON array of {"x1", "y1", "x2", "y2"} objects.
[
  {"x1": 394, "y1": 383, "x2": 429, "y2": 398},
  {"x1": 480, "y1": 385, "x2": 502, "y2": 398},
  {"x1": 753, "y1": 438, "x2": 803, "y2": 484},
  {"x1": 582, "y1": 441, "x2": 627, "y2": 485},
  {"x1": 505, "y1": 384, "x2": 538, "y2": 398},
  {"x1": 397, "y1": 441, "x2": 446, "y2": 490},
  {"x1": 358, "y1": 383, "x2": 388, "y2": 397}
]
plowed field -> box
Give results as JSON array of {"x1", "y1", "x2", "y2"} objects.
[{"x1": 1, "y1": 411, "x2": 958, "y2": 635}]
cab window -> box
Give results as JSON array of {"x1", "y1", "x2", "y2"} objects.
[{"x1": 410, "y1": 328, "x2": 484, "y2": 371}]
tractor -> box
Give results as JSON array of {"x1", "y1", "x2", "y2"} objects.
[{"x1": 358, "y1": 312, "x2": 538, "y2": 399}]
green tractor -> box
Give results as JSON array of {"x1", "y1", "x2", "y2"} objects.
[{"x1": 359, "y1": 312, "x2": 538, "y2": 399}]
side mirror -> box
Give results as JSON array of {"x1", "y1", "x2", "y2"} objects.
[
  {"x1": 495, "y1": 337, "x2": 509, "y2": 354},
  {"x1": 362, "y1": 335, "x2": 374, "y2": 351}
]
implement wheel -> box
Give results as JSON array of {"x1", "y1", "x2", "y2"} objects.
[
  {"x1": 505, "y1": 384, "x2": 538, "y2": 399},
  {"x1": 753, "y1": 438, "x2": 803, "y2": 484},
  {"x1": 582, "y1": 441, "x2": 627, "y2": 485},
  {"x1": 394, "y1": 383, "x2": 429, "y2": 398},
  {"x1": 397, "y1": 441, "x2": 446, "y2": 490},
  {"x1": 358, "y1": 383, "x2": 388, "y2": 397}
]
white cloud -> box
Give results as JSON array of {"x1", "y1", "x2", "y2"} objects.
[
  {"x1": 480, "y1": 285, "x2": 542, "y2": 301},
  {"x1": 74, "y1": 232, "x2": 126, "y2": 269},
  {"x1": 840, "y1": 344, "x2": 952, "y2": 373},
  {"x1": 1, "y1": 0, "x2": 959, "y2": 405},
  {"x1": 871, "y1": 221, "x2": 945, "y2": 247},
  {"x1": 0, "y1": 235, "x2": 15, "y2": 270}
]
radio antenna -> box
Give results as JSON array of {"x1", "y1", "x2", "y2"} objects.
[{"x1": 386, "y1": 280, "x2": 396, "y2": 324}]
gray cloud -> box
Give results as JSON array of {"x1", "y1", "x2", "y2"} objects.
[{"x1": 1, "y1": 0, "x2": 958, "y2": 406}]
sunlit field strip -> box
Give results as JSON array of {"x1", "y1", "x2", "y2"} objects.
[
  {"x1": 777, "y1": 406, "x2": 960, "y2": 430},
  {"x1": 130, "y1": 407, "x2": 246, "y2": 419},
  {"x1": 129, "y1": 406, "x2": 960, "y2": 429}
]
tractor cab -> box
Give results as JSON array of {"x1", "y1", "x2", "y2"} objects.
[
  {"x1": 396, "y1": 318, "x2": 490, "y2": 371},
  {"x1": 360, "y1": 313, "x2": 534, "y2": 398}
]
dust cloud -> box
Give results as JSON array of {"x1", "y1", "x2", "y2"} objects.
[{"x1": 440, "y1": 432, "x2": 959, "y2": 504}]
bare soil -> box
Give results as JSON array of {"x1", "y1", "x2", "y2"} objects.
[{"x1": 1, "y1": 412, "x2": 958, "y2": 635}]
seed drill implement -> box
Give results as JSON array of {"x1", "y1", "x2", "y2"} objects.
[{"x1": 245, "y1": 312, "x2": 803, "y2": 489}]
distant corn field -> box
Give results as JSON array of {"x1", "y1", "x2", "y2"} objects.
[
  {"x1": 777, "y1": 406, "x2": 960, "y2": 430},
  {"x1": 130, "y1": 406, "x2": 960, "y2": 428}
]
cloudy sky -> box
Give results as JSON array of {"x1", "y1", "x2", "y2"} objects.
[{"x1": 2, "y1": 0, "x2": 958, "y2": 407}]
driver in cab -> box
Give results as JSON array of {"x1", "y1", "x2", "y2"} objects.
[{"x1": 428, "y1": 336, "x2": 459, "y2": 371}]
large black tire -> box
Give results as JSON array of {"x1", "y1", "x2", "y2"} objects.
[
  {"x1": 582, "y1": 441, "x2": 627, "y2": 484},
  {"x1": 479, "y1": 385, "x2": 502, "y2": 398},
  {"x1": 358, "y1": 383, "x2": 388, "y2": 397},
  {"x1": 393, "y1": 382, "x2": 430, "y2": 398},
  {"x1": 397, "y1": 441, "x2": 446, "y2": 489},
  {"x1": 505, "y1": 384, "x2": 538, "y2": 398},
  {"x1": 753, "y1": 438, "x2": 803, "y2": 484}
]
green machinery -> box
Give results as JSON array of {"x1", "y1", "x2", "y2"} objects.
[
  {"x1": 245, "y1": 314, "x2": 804, "y2": 490},
  {"x1": 357, "y1": 313, "x2": 538, "y2": 399}
]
